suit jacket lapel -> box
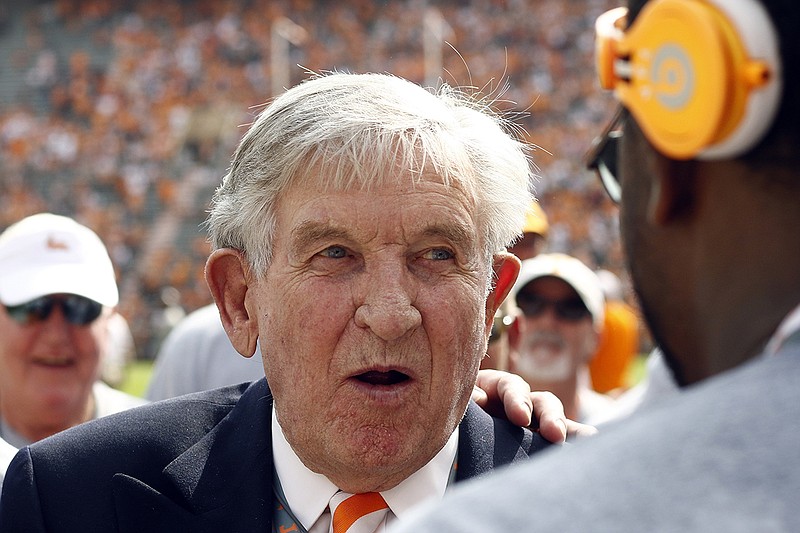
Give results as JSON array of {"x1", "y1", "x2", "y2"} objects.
[
  {"x1": 113, "y1": 379, "x2": 276, "y2": 532},
  {"x1": 455, "y1": 400, "x2": 549, "y2": 482},
  {"x1": 111, "y1": 386, "x2": 549, "y2": 530}
]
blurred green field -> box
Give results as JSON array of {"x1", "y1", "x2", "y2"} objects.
[
  {"x1": 626, "y1": 354, "x2": 648, "y2": 388},
  {"x1": 118, "y1": 360, "x2": 155, "y2": 399}
]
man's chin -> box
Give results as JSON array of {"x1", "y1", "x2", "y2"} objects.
[{"x1": 322, "y1": 435, "x2": 438, "y2": 493}]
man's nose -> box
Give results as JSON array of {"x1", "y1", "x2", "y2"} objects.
[
  {"x1": 40, "y1": 305, "x2": 75, "y2": 338},
  {"x1": 354, "y1": 263, "x2": 422, "y2": 341}
]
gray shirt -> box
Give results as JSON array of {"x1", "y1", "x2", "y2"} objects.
[
  {"x1": 146, "y1": 304, "x2": 264, "y2": 401},
  {"x1": 394, "y1": 333, "x2": 800, "y2": 532}
]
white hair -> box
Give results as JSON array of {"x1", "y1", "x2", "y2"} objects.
[{"x1": 206, "y1": 72, "x2": 535, "y2": 275}]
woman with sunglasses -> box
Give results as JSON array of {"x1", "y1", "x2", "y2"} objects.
[{"x1": 0, "y1": 213, "x2": 146, "y2": 490}]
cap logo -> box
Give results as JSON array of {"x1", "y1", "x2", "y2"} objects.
[{"x1": 46, "y1": 235, "x2": 69, "y2": 251}]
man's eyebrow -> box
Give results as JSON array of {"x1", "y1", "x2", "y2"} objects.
[
  {"x1": 289, "y1": 220, "x2": 477, "y2": 254},
  {"x1": 421, "y1": 222, "x2": 477, "y2": 251},
  {"x1": 290, "y1": 221, "x2": 351, "y2": 254}
]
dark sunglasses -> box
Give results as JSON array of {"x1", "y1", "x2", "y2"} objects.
[
  {"x1": 515, "y1": 292, "x2": 590, "y2": 322},
  {"x1": 586, "y1": 107, "x2": 623, "y2": 204},
  {"x1": 4, "y1": 294, "x2": 103, "y2": 326}
]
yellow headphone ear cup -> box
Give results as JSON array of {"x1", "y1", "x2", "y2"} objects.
[
  {"x1": 619, "y1": 0, "x2": 745, "y2": 159},
  {"x1": 595, "y1": 0, "x2": 780, "y2": 160}
]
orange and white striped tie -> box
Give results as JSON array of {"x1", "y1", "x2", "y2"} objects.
[{"x1": 329, "y1": 491, "x2": 389, "y2": 533}]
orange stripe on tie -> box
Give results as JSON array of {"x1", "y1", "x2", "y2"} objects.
[{"x1": 331, "y1": 492, "x2": 388, "y2": 533}]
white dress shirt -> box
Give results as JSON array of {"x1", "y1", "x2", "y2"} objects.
[{"x1": 271, "y1": 407, "x2": 458, "y2": 532}]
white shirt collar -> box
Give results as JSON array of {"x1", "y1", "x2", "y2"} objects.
[
  {"x1": 271, "y1": 407, "x2": 458, "y2": 531},
  {"x1": 764, "y1": 302, "x2": 800, "y2": 358}
]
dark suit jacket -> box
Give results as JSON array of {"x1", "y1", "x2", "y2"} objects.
[{"x1": 0, "y1": 378, "x2": 550, "y2": 532}]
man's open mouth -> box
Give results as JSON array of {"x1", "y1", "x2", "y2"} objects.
[{"x1": 354, "y1": 370, "x2": 410, "y2": 386}]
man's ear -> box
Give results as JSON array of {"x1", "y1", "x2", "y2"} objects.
[
  {"x1": 648, "y1": 156, "x2": 696, "y2": 225},
  {"x1": 205, "y1": 249, "x2": 259, "y2": 358},
  {"x1": 486, "y1": 251, "x2": 521, "y2": 331}
]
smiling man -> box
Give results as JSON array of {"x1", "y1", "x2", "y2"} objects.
[
  {"x1": 0, "y1": 73, "x2": 558, "y2": 532},
  {"x1": 507, "y1": 253, "x2": 615, "y2": 424},
  {"x1": 0, "y1": 213, "x2": 146, "y2": 490}
]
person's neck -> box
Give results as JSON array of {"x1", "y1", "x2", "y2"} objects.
[
  {"x1": 688, "y1": 252, "x2": 800, "y2": 383},
  {"x1": 0, "y1": 393, "x2": 95, "y2": 444},
  {"x1": 683, "y1": 174, "x2": 800, "y2": 383},
  {"x1": 702, "y1": 288, "x2": 800, "y2": 381}
]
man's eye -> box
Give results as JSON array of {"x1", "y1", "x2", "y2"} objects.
[
  {"x1": 320, "y1": 246, "x2": 348, "y2": 259},
  {"x1": 424, "y1": 248, "x2": 454, "y2": 261}
]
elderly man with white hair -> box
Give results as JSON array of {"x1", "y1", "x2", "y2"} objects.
[{"x1": 0, "y1": 73, "x2": 590, "y2": 531}]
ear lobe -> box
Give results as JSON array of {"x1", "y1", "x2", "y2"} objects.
[
  {"x1": 205, "y1": 249, "x2": 259, "y2": 358},
  {"x1": 648, "y1": 156, "x2": 696, "y2": 225},
  {"x1": 486, "y1": 252, "x2": 521, "y2": 330}
]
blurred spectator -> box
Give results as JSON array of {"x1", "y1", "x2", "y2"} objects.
[
  {"x1": 508, "y1": 253, "x2": 616, "y2": 423},
  {"x1": 0, "y1": 213, "x2": 146, "y2": 490}
]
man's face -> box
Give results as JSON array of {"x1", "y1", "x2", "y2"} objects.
[
  {"x1": 511, "y1": 277, "x2": 597, "y2": 384},
  {"x1": 0, "y1": 296, "x2": 106, "y2": 436},
  {"x1": 252, "y1": 175, "x2": 498, "y2": 492}
]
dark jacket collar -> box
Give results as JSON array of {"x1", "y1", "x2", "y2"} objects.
[
  {"x1": 114, "y1": 379, "x2": 275, "y2": 532},
  {"x1": 112, "y1": 379, "x2": 546, "y2": 531}
]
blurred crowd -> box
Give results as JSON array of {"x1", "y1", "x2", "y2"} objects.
[{"x1": 0, "y1": 0, "x2": 625, "y2": 360}]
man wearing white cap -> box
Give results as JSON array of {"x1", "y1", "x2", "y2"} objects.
[
  {"x1": 0, "y1": 213, "x2": 146, "y2": 489},
  {"x1": 507, "y1": 253, "x2": 616, "y2": 423}
]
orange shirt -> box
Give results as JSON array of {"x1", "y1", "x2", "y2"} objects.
[{"x1": 590, "y1": 301, "x2": 640, "y2": 393}]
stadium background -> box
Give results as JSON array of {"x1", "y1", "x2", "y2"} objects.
[{"x1": 0, "y1": 0, "x2": 626, "y2": 366}]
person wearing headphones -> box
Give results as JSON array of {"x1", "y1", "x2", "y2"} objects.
[{"x1": 394, "y1": 0, "x2": 800, "y2": 530}]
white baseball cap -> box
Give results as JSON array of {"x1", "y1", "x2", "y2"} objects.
[
  {"x1": 0, "y1": 213, "x2": 119, "y2": 307},
  {"x1": 511, "y1": 253, "x2": 605, "y2": 328}
]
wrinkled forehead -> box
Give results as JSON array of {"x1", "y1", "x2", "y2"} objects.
[
  {"x1": 283, "y1": 163, "x2": 479, "y2": 227},
  {"x1": 288, "y1": 126, "x2": 481, "y2": 199},
  {"x1": 275, "y1": 142, "x2": 481, "y2": 239},
  {"x1": 293, "y1": 155, "x2": 477, "y2": 203},
  {"x1": 275, "y1": 166, "x2": 485, "y2": 257}
]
